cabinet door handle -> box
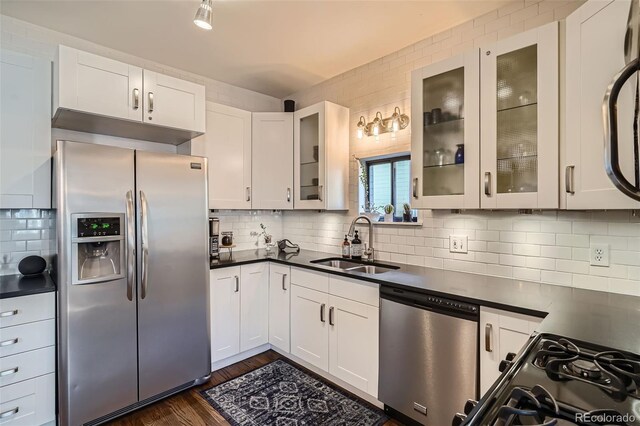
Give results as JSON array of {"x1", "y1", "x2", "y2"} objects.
[
  {"x1": 329, "y1": 306, "x2": 334, "y2": 326},
  {"x1": 485, "y1": 323, "x2": 493, "y2": 352},
  {"x1": 0, "y1": 338, "x2": 18, "y2": 347},
  {"x1": 320, "y1": 303, "x2": 326, "y2": 323},
  {"x1": 287, "y1": 188, "x2": 291, "y2": 203},
  {"x1": 484, "y1": 172, "x2": 492, "y2": 196},
  {"x1": 0, "y1": 367, "x2": 18, "y2": 377},
  {"x1": 148, "y1": 91, "x2": 154, "y2": 113},
  {"x1": 246, "y1": 187, "x2": 251, "y2": 202},
  {"x1": 0, "y1": 310, "x2": 18, "y2": 318},
  {"x1": 412, "y1": 177, "x2": 418, "y2": 199},
  {"x1": 282, "y1": 273, "x2": 287, "y2": 291},
  {"x1": 318, "y1": 185, "x2": 323, "y2": 202},
  {"x1": 234, "y1": 275, "x2": 239, "y2": 293},
  {"x1": 0, "y1": 407, "x2": 19, "y2": 419},
  {"x1": 133, "y1": 88, "x2": 139, "y2": 110},
  {"x1": 565, "y1": 165, "x2": 575, "y2": 194}
]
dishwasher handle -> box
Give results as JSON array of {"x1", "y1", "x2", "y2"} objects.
[{"x1": 380, "y1": 286, "x2": 479, "y2": 321}]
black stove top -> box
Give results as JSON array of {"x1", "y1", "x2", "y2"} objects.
[{"x1": 466, "y1": 335, "x2": 640, "y2": 426}]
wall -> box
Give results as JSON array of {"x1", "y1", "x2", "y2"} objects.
[
  {"x1": 283, "y1": 0, "x2": 640, "y2": 297},
  {"x1": 0, "y1": 14, "x2": 284, "y2": 274}
]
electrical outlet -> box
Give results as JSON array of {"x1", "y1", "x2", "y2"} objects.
[
  {"x1": 590, "y1": 244, "x2": 610, "y2": 267},
  {"x1": 449, "y1": 235, "x2": 468, "y2": 254}
]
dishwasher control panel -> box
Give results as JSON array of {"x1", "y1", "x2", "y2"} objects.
[{"x1": 425, "y1": 295, "x2": 478, "y2": 314}]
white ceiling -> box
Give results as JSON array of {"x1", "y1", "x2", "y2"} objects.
[{"x1": 0, "y1": 0, "x2": 507, "y2": 98}]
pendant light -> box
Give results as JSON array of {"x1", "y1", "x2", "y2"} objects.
[{"x1": 194, "y1": 0, "x2": 213, "y2": 30}]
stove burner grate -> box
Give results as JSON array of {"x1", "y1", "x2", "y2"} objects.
[{"x1": 532, "y1": 339, "x2": 640, "y2": 401}]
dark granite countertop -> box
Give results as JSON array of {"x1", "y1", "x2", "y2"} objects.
[
  {"x1": 211, "y1": 249, "x2": 640, "y2": 354},
  {"x1": 0, "y1": 272, "x2": 56, "y2": 299}
]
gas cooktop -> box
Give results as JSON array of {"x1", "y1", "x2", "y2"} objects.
[{"x1": 460, "y1": 335, "x2": 640, "y2": 426}]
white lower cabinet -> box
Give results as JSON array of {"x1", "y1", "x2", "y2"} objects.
[
  {"x1": 0, "y1": 293, "x2": 55, "y2": 426},
  {"x1": 480, "y1": 307, "x2": 543, "y2": 395},
  {"x1": 290, "y1": 284, "x2": 330, "y2": 371},
  {"x1": 328, "y1": 294, "x2": 379, "y2": 397},
  {"x1": 269, "y1": 264, "x2": 291, "y2": 352},
  {"x1": 210, "y1": 264, "x2": 269, "y2": 366},
  {"x1": 289, "y1": 269, "x2": 380, "y2": 397},
  {"x1": 240, "y1": 263, "x2": 269, "y2": 352}
]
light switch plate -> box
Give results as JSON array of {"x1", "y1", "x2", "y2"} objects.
[
  {"x1": 449, "y1": 235, "x2": 468, "y2": 254},
  {"x1": 590, "y1": 244, "x2": 609, "y2": 267}
]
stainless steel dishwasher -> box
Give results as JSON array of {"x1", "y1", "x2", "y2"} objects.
[{"x1": 379, "y1": 286, "x2": 479, "y2": 426}]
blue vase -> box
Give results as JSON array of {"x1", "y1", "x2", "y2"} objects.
[{"x1": 455, "y1": 144, "x2": 464, "y2": 164}]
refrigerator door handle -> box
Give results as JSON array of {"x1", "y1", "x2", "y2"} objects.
[
  {"x1": 126, "y1": 190, "x2": 135, "y2": 301},
  {"x1": 140, "y1": 190, "x2": 149, "y2": 299}
]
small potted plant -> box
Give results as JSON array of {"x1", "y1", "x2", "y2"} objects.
[
  {"x1": 259, "y1": 223, "x2": 274, "y2": 252},
  {"x1": 402, "y1": 203, "x2": 412, "y2": 222},
  {"x1": 383, "y1": 204, "x2": 395, "y2": 222}
]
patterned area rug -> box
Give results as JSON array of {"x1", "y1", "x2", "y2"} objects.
[{"x1": 200, "y1": 359, "x2": 388, "y2": 426}]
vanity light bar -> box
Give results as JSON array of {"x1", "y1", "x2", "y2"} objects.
[{"x1": 357, "y1": 107, "x2": 410, "y2": 139}]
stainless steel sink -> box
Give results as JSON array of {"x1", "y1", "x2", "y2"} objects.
[{"x1": 310, "y1": 258, "x2": 400, "y2": 274}]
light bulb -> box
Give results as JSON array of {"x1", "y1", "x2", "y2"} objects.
[
  {"x1": 194, "y1": 0, "x2": 213, "y2": 30},
  {"x1": 392, "y1": 118, "x2": 399, "y2": 132},
  {"x1": 373, "y1": 123, "x2": 379, "y2": 136},
  {"x1": 357, "y1": 127, "x2": 364, "y2": 139}
]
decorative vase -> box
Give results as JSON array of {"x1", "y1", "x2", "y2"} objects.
[
  {"x1": 455, "y1": 144, "x2": 465, "y2": 164},
  {"x1": 403, "y1": 212, "x2": 412, "y2": 222},
  {"x1": 384, "y1": 214, "x2": 393, "y2": 222}
]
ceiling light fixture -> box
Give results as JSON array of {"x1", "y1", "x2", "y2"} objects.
[
  {"x1": 194, "y1": 0, "x2": 213, "y2": 30},
  {"x1": 357, "y1": 107, "x2": 410, "y2": 138}
]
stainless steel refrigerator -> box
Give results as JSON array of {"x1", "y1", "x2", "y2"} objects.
[{"x1": 54, "y1": 140, "x2": 210, "y2": 426}]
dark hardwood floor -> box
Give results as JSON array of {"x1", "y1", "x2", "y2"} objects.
[{"x1": 107, "y1": 350, "x2": 402, "y2": 426}]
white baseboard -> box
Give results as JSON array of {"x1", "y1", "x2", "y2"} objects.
[
  {"x1": 211, "y1": 343, "x2": 271, "y2": 372},
  {"x1": 210, "y1": 344, "x2": 382, "y2": 409}
]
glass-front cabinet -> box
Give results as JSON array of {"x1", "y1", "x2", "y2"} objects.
[
  {"x1": 480, "y1": 22, "x2": 558, "y2": 209},
  {"x1": 293, "y1": 101, "x2": 349, "y2": 210},
  {"x1": 410, "y1": 51, "x2": 480, "y2": 209}
]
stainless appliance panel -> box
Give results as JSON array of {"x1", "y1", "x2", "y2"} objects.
[
  {"x1": 379, "y1": 297, "x2": 478, "y2": 425},
  {"x1": 135, "y1": 151, "x2": 210, "y2": 400},
  {"x1": 56, "y1": 141, "x2": 138, "y2": 426}
]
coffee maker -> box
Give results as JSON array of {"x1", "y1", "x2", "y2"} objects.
[{"x1": 209, "y1": 217, "x2": 219, "y2": 259}]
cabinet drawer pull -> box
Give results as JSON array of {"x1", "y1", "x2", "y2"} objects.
[
  {"x1": 0, "y1": 338, "x2": 18, "y2": 347},
  {"x1": 282, "y1": 273, "x2": 287, "y2": 291},
  {"x1": 234, "y1": 275, "x2": 239, "y2": 293},
  {"x1": 484, "y1": 172, "x2": 492, "y2": 196},
  {"x1": 148, "y1": 91, "x2": 154, "y2": 113},
  {"x1": 565, "y1": 165, "x2": 575, "y2": 194},
  {"x1": 0, "y1": 407, "x2": 18, "y2": 419},
  {"x1": 329, "y1": 306, "x2": 334, "y2": 326},
  {"x1": 0, "y1": 310, "x2": 18, "y2": 318},
  {"x1": 412, "y1": 178, "x2": 418, "y2": 199},
  {"x1": 133, "y1": 88, "x2": 139, "y2": 110},
  {"x1": 0, "y1": 367, "x2": 18, "y2": 377},
  {"x1": 320, "y1": 303, "x2": 326, "y2": 323},
  {"x1": 485, "y1": 323, "x2": 493, "y2": 352}
]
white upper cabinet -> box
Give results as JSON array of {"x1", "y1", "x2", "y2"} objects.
[
  {"x1": 563, "y1": 0, "x2": 640, "y2": 209},
  {"x1": 480, "y1": 22, "x2": 559, "y2": 209},
  {"x1": 0, "y1": 50, "x2": 51, "y2": 209},
  {"x1": 410, "y1": 51, "x2": 480, "y2": 209},
  {"x1": 54, "y1": 45, "x2": 142, "y2": 122},
  {"x1": 53, "y1": 45, "x2": 205, "y2": 144},
  {"x1": 142, "y1": 70, "x2": 205, "y2": 133},
  {"x1": 252, "y1": 113, "x2": 294, "y2": 210},
  {"x1": 192, "y1": 102, "x2": 252, "y2": 210},
  {"x1": 294, "y1": 101, "x2": 349, "y2": 210}
]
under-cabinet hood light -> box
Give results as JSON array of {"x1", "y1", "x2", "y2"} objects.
[{"x1": 194, "y1": 0, "x2": 213, "y2": 30}]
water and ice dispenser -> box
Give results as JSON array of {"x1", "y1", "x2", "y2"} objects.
[{"x1": 71, "y1": 214, "x2": 125, "y2": 284}]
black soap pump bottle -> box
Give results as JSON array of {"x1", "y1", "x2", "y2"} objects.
[
  {"x1": 351, "y1": 231, "x2": 362, "y2": 260},
  {"x1": 342, "y1": 235, "x2": 351, "y2": 259}
]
